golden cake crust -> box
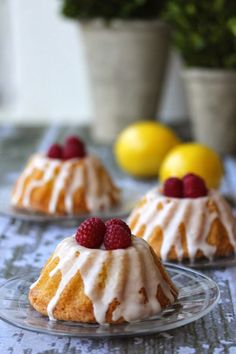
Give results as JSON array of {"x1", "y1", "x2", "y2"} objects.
[
  {"x1": 136, "y1": 218, "x2": 235, "y2": 261},
  {"x1": 29, "y1": 237, "x2": 178, "y2": 324},
  {"x1": 29, "y1": 257, "x2": 125, "y2": 323},
  {"x1": 12, "y1": 155, "x2": 120, "y2": 215},
  {"x1": 128, "y1": 188, "x2": 236, "y2": 262}
]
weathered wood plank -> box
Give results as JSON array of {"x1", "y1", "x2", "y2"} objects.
[{"x1": 0, "y1": 125, "x2": 236, "y2": 354}]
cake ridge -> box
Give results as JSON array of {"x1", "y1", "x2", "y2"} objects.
[
  {"x1": 64, "y1": 164, "x2": 84, "y2": 214},
  {"x1": 49, "y1": 160, "x2": 73, "y2": 213},
  {"x1": 30, "y1": 235, "x2": 176, "y2": 324},
  {"x1": 128, "y1": 187, "x2": 236, "y2": 261},
  {"x1": 12, "y1": 154, "x2": 120, "y2": 214}
]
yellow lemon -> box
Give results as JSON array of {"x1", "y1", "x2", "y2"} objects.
[
  {"x1": 160, "y1": 143, "x2": 223, "y2": 188},
  {"x1": 114, "y1": 121, "x2": 180, "y2": 177}
]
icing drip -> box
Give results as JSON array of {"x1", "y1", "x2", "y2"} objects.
[
  {"x1": 84, "y1": 157, "x2": 114, "y2": 211},
  {"x1": 11, "y1": 164, "x2": 35, "y2": 205},
  {"x1": 49, "y1": 162, "x2": 72, "y2": 214},
  {"x1": 12, "y1": 155, "x2": 59, "y2": 206},
  {"x1": 64, "y1": 166, "x2": 84, "y2": 214},
  {"x1": 31, "y1": 236, "x2": 175, "y2": 324},
  {"x1": 128, "y1": 188, "x2": 236, "y2": 261},
  {"x1": 23, "y1": 159, "x2": 60, "y2": 208},
  {"x1": 12, "y1": 154, "x2": 119, "y2": 214}
]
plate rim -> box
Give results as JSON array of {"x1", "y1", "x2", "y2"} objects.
[
  {"x1": 0, "y1": 263, "x2": 220, "y2": 338},
  {"x1": 167, "y1": 256, "x2": 236, "y2": 270}
]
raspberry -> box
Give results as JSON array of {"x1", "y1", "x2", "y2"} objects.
[
  {"x1": 65, "y1": 135, "x2": 84, "y2": 147},
  {"x1": 63, "y1": 135, "x2": 86, "y2": 160},
  {"x1": 104, "y1": 224, "x2": 131, "y2": 250},
  {"x1": 183, "y1": 173, "x2": 197, "y2": 182},
  {"x1": 105, "y1": 218, "x2": 131, "y2": 235},
  {"x1": 63, "y1": 144, "x2": 86, "y2": 160},
  {"x1": 183, "y1": 174, "x2": 208, "y2": 198},
  {"x1": 163, "y1": 177, "x2": 183, "y2": 198},
  {"x1": 75, "y1": 217, "x2": 106, "y2": 248},
  {"x1": 47, "y1": 144, "x2": 63, "y2": 159}
]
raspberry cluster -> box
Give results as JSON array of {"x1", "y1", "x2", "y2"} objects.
[
  {"x1": 47, "y1": 135, "x2": 86, "y2": 160},
  {"x1": 75, "y1": 217, "x2": 132, "y2": 250},
  {"x1": 163, "y1": 173, "x2": 208, "y2": 199}
]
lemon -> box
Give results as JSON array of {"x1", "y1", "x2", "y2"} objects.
[
  {"x1": 114, "y1": 121, "x2": 180, "y2": 177},
  {"x1": 160, "y1": 143, "x2": 223, "y2": 188}
]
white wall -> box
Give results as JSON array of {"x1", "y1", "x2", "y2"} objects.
[
  {"x1": 0, "y1": 0, "x2": 188, "y2": 124},
  {"x1": 159, "y1": 50, "x2": 188, "y2": 122},
  {"x1": 0, "y1": 0, "x2": 14, "y2": 105}
]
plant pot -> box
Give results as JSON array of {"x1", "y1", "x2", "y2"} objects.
[
  {"x1": 183, "y1": 69, "x2": 236, "y2": 155},
  {"x1": 80, "y1": 20, "x2": 170, "y2": 143}
]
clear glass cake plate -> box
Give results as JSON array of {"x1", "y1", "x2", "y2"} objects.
[{"x1": 0, "y1": 264, "x2": 220, "y2": 338}]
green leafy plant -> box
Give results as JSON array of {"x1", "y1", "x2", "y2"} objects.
[
  {"x1": 61, "y1": 0, "x2": 163, "y2": 20},
  {"x1": 162, "y1": 0, "x2": 236, "y2": 68}
]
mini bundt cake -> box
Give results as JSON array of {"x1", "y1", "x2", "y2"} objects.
[
  {"x1": 11, "y1": 136, "x2": 120, "y2": 215},
  {"x1": 29, "y1": 218, "x2": 178, "y2": 324},
  {"x1": 128, "y1": 174, "x2": 236, "y2": 262}
]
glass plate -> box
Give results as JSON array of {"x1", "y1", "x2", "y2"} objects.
[
  {"x1": 0, "y1": 180, "x2": 148, "y2": 224},
  {"x1": 170, "y1": 255, "x2": 236, "y2": 270},
  {"x1": 0, "y1": 264, "x2": 220, "y2": 338}
]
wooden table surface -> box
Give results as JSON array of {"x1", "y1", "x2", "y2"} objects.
[{"x1": 0, "y1": 124, "x2": 236, "y2": 354}]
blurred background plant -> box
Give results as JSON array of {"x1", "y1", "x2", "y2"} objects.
[
  {"x1": 162, "y1": 0, "x2": 236, "y2": 155},
  {"x1": 163, "y1": 0, "x2": 236, "y2": 68},
  {"x1": 61, "y1": 0, "x2": 164, "y2": 20}
]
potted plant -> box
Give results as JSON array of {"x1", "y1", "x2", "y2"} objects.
[
  {"x1": 61, "y1": 0, "x2": 169, "y2": 142},
  {"x1": 163, "y1": 0, "x2": 236, "y2": 155}
]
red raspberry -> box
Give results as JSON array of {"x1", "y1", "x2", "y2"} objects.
[
  {"x1": 47, "y1": 144, "x2": 63, "y2": 159},
  {"x1": 63, "y1": 135, "x2": 86, "y2": 160},
  {"x1": 183, "y1": 173, "x2": 198, "y2": 182},
  {"x1": 163, "y1": 177, "x2": 183, "y2": 198},
  {"x1": 104, "y1": 224, "x2": 131, "y2": 250},
  {"x1": 105, "y1": 218, "x2": 131, "y2": 235},
  {"x1": 65, "y1": 135, "x2": 84, "y2": 146},
  {"x1": 63, "y1": 144, "x2": 86, "y2": 160},
  {"x1": 75, "y1": 217, "x2": 106, "y2": 248},
  {"x1": 183, "y1": 174, "x2": 208, "y2": 198}
]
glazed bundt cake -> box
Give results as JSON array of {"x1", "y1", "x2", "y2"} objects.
[
  {"x1": 29, "y1": 218, "x2": 178, "y2": 324},
  {"x1": 128, "y1": 174, "x2": 236, "y2": 262},
  {"x1": 11, "y1": 136, "x2": 120, "y2": 215}
]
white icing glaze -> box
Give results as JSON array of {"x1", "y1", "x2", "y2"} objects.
[
  {"x1": 48, "y1": 161, "x2": 72, "y2": 214},
  {"x1": 64, "y1": 166, "x2": 84, "y2": 214},
  {"x1": 30, "y1": 236, "x2": 175, "y2": 324},
  {"x1": 12, "y1": 154, "x2": 119, "y2": 214},
  {"x1": 128, "y1": 188, "x2": 236, "y2": 261},
  {"x1": 23, "y1": 159, "x2": 60, "y2": 208},
  {"x1": 11, "y1": 165, "x2": 34, "y2": 205},
  {"x1": 84, "y1": 157, "x2": 113, "y2": 211}
]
